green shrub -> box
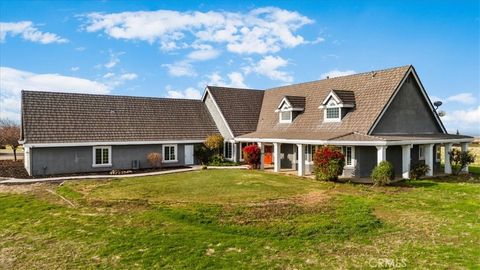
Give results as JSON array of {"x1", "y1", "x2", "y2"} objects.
[
  {"x1": 448, "y1": 148, "x2": 475, "y2": 175},
  {"x1": 313, "y1": 146, "x2": 345, "y2": 181},
  {"x1": 204, "y1": 134, "x2": 224, "y2": 155},
  {"x1": 194, "y1": 145, "x2": 213, "y2": 165},
  {"x1": 409, "y1": 164, "x2": 430, "y2": 180},
  {"x1": 371, "y1": 161, "x2": 394, "y2": 186}
]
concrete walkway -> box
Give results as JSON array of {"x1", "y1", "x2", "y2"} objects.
[{"x1": 0, "y1": 166, "x2": 202, "y2": 185}]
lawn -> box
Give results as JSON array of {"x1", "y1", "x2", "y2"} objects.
[{"x1": 0, "y1": 170, "x2": 479, "y2": 269}]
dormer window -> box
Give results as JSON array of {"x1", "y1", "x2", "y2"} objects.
[
  {"x1": 275, "y1": 96, "x2": 305, "y2": 124},
  {"x1": 319, "y1": 90, "x2": 355, "y2": 123}
]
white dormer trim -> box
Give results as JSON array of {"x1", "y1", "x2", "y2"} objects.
[
  {"x1": 275, "y1": 97, "x2": 304, "y2": 112},
  {"x1": 277, "y1": 97, "x2": 292, "y2": 109},
  {"x1": 323, "y1": 100, "x2": 342, "y2": 122},
  {"x1": 321, "y1": 90, "x2": 342, "y2": 105}
]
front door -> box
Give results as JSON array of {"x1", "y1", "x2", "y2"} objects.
[{"x1": 184, "y1": 145, "x2": 194, "y2": 165}]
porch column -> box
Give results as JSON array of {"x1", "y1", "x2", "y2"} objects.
[
  {"x1": 376, "y1": 146, "x2": 387, "y2": 165},
  {"x1": 461, "y1": 142, "x2": 469, "y2": 173},
  {"x1": 258, "y1": 142, "x2": 265, "y2": 170},
  {"x1": 273, "y1": 142, "x2": 281, "y2": 172},
  {"x1": 424, "y1": 144, "x2": 434, "y2": 176},
  {"x1": 297, "y1": 144, "x2": 305, "y2": 176},
  {"x1": 444, "y1": 143, "x2": 452, "y2": 174},
  {"x1": 401, "y1": 144, "x2": 412, "y2": 179},
  {"x1": 233, "y1": 143, "x2": 238, "y2": 162}
]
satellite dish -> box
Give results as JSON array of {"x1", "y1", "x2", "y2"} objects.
[
  {"x1": 433, "y1": 101, "x2": 443, "y2": 109},
  {"x1": 438, "y1": 110, "x2": 446, "y2": 117}
]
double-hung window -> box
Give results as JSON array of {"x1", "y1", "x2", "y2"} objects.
[
  {"x1": 163, "y1": 145, "x2": 177, "y2": 162},
  {"x1": 324, "y1": 100, "x2": 342, "y2": 122},
  {"x1": 341, "y1": 146, "x2": 354, "y2": 167},
  {"x1": 93, "y1": 146, "x2": 111, "y2": 167},
  {"x1": 279, "y1": 111, "x2": 292, "y2": 123},
  {"x1": 224, "y1": 142, "x2": 233, "y2": 160}
]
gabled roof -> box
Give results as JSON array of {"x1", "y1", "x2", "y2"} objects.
[
  {"x1": 204, "y1": 86, "x2": 264, "y2": 137},
  {"x1": 21, "y1": 91, "x2": 219, "y2": 144},
  {"x1": 283, "y1": 95, "x2": 306, "y2": 109},
  {"x1": 241, "y1": 65, "x2": 415, "y2": 139}
]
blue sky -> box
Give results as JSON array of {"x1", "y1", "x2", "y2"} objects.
[{"x1": 1, "y1": 0, "x2": 479, "y2": 135}]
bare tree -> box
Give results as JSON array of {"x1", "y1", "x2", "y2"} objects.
[{"x1": 0, "y1": 119, "x2": 21, "y2": 161}]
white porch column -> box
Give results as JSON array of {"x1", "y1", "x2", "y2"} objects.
[
  {"x1": 444, "y1": 143, "x2": 452, "y2": 174},
  {"x1": 258, "y1": 142, "x2": 265, "y2": 170},
  {"x1": 461, "y1": 142, "x2": 469, "y2": 173},
  {"x1": 273, "y1": 142, "x2": 281, "y2": 172},
  {"x1": 376, "y1": 146, "x2": 387, "y2": 165},
  {"x1": 297, "y1": 144, "x2": 305, "y2": 176},
  {"x1": 232, "y1": 143, "x2": 238, "y2": 162},
  {"x1": 401, "y1": 144, "x2": 412, "y2": 179},
  {"x1": 424, "y1": 144, "x2": 434, "y2": 176}
]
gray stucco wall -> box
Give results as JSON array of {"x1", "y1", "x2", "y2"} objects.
[
  {"x1": 30, "y1": 144, "x2": 194, "y2": 176},
  {"x1": 204, "y1": 93, "x2": 233, "y2": 140},
  {"x1": 372, "y1": 74, "x2": 443, "y2": 135}
]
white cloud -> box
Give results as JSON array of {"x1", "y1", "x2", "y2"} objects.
[
  {"x1": 320, "y1": 69, "x2": 356, "y2": 79},
  {"x1": 105, "y1": 51, "x2": 125, "y2": 69},
  {"x1": 165, "y1": 86, "x2": 202, "y2": 99},
  {"x1": 0, "y1": 66, "x2": 109, "y2": 121},
  {"x1": 200, "y1": 71, "x2": 248, "y2": 88},
  {"x1": 71, "y1": 66, "x2": 80, "y2": 71},
  {"x1": 102, "y1": 72, "x2": 138, "y2": 87},
  {"x1": 0, "y1": 21, "x2": 68, "y2": 44},
  {"x1": 162, "y1": 61, "x2": 197, "y2": 77},
  {"x1": 187, "y1": 48, "x2": 220, "y2": 61},
  {"x1": 244, "y1": 55, "x2": 293, "y2": 83},
  {"x1": 82, "y1": 7, "x2": 314, "y2": 55},
  {"x1": 442, "y1": 106, "x2": 480, "y2": 135},
  {"x1": 445, "y1": 93, "x2": 477, "y2": 105}
]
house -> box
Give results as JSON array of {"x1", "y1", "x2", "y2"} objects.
[{"x1": 20, "y1": 65, "x2": 473, "y2": 177}]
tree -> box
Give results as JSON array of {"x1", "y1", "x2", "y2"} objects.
[
  {"x1": 448, "y1": 148, "x2": 475, "y2": 175},
  {"x1": 147, "y1": 152, "x2": 162, "y2": 169},
  {"x1": 204, "y1": 134, "x2": 224, "y2": 155},
  {"x1": 0, "y1": 119, "x2": 21, "y2": 161}
]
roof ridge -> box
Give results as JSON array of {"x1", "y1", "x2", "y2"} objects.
[
  {"x1": 266, "y1": 65, "x2": 412, "y2": 92},
  {"x1": 21, "y1": 90, "x2": 204, "y2": 102},
  {"x1": 207, "y1": 86, "x2": 264, "y2": 91}
]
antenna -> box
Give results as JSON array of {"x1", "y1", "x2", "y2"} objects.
[{"x1": 433, "y1": 101, "x2": 443, "y2": 110}]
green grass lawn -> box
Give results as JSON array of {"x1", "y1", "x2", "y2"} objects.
[{"x1": 0, "y1": 170, "x2": 479, "y2": 269}]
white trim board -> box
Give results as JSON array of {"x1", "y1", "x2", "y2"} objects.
[
  {"x1": 368, "y1": 66, "x2": 447, "y2": 135},
  {"x1": 23, "y1": 140, "x2": 204, "y2": 148}
]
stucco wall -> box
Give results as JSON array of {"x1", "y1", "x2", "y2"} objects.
[
  {"x1": 372, "y1": 74, "x2": 443, "y2": 135},
  {"x1": 30, "y1": 144, "x2": 195, "y2": 176},
  {"x1": 204, "y1": 93, "x2": 233, "y2": 140}
]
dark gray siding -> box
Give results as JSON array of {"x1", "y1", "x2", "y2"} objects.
[
  {"x1": 386, "y1": 146, "x2": 402, "y2": 176},
  {"x1": 356, "y1": 146, "x2": 377, "y2": 177},
  {"x1": 372, "y1": 74, "x2": 443, "y2": 134},
  {"x1": 30, "y1": 144, "x2": 195, "y2": 176}
]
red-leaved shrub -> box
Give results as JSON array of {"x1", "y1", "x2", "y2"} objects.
[
  {"x1": 243, "y1": 144, "x2": 261, "y2": 169},
  {"x1": 313, "y1": 146, "x2": 345, "y2": 181}
]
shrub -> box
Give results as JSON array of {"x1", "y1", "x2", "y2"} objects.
[
  {"x1": 243, "y1": 144, "x2": 261, "y2": 169},
  {"x1": 204, "y1": 134, "x2": 224, "y2": 155},
  {"x1": 313, "y1": 146, "x2": 345, "y2": 181},
  {"x1": 448, "y1": 148, "x2": 475, "y2": 175},
  {"x1": 371, "y1": 161, "x2": 394, "y2": 186},
  {"x1": 209, "y1": 154, "x2": 225, "y2": 166},
  {"x1": 409, "y1": 164, "x2": 430, "y2": 180},
  {"x1": 147, "y1": 152, "x2": 162, "y2": 169},
  {"x1": 194, "y1": 144, "x2": 212, "y2": 165}
]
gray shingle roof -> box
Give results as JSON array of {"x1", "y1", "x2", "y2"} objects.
[
  {"x1": 332, "y1": 90, "x2": 355, "y2": 105},
  {"x1": 207, "y1": 86, "x2": 264, "y2": 136},
  {"x1": 21, "y1": 91, "x2": 219, "y2": 144},
  {"x1": 284, "y1": 95, "x2": 306, "y2": 109}
]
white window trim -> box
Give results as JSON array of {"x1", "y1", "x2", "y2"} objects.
[
  {"x1": 224, "y1": 141, "x2": 234, "y2": 160},
  {"x1": 342, "y1": 146, "x2": 355, "y2": 168},
  {"x1": 279, "y1": 110, "x2": 293, "y2": 123},
  {"x1": 419, "y1": 145, "x2": 425, "y2": 160},
  {"x1": 92, "y1": 146, "x2": 112, "y2": 167},
  {"x1": 163, "y1": 144, "x2": 178, "y2": 163},
  {"x1": 324, "y1": 100, "x2": 342, "y2": 122}
]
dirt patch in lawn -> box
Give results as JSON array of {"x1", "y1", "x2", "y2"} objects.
[{"x1": 0, "y1": 160, "x2": 30, "y2": 178}]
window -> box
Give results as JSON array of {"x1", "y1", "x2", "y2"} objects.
[
  {"x1": 163, "y1": 145, "x2": 177, "y2": 162},
  {"x1": 326, "y1": 108, "x2": 340, "y2": 119},
  {"x1": 279, "y1": 111, "x2": 292, "y2": 123},
  {"x1": 419, "y1": 146, "x2": 425, "y2": 160},
  {"x1": 342, "y1": 146, "x2": 354, "y2": 167},
  {"x1": 324, "y1": 100, "x2": 342, "y2": 122},
  {"x1": 92, "y1": 146, "x2": 111, "y2": 167},
  {"x1": 224, "y1": 142, "x2": 233, "y2": 159},
  {"x1": 435, "y1": 145, "x2": 441, "y2": 162},
  {"x1": 305, "y1": 145, "x2": 319, "y2": 162}
]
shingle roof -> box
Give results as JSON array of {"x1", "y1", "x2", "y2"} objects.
[
  {"x1": 207, "y1": 86, "x2": 264, "y2": 136},
  {"x1": 22, "y1": 91, "x2": 219, "y2": 144},
  {"x1": 284, "y1": 95, "x2": 306, "y2": 109},
  {"x1": 332, "y1": 90, "x2": 355, "y2": 105},
  {"x1": 242, "y1": 65, "x2": 412, "y2": 140}
]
